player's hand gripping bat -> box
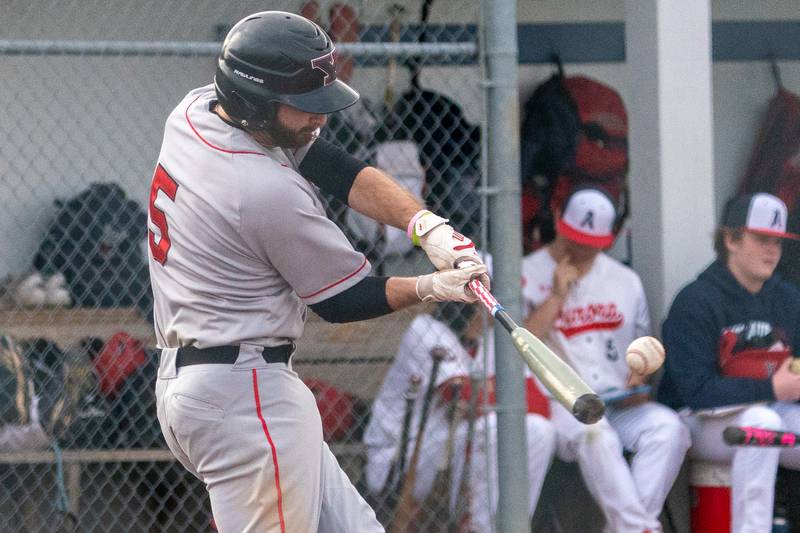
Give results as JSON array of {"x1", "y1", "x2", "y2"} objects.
[
  {"x1": 467, "y1": 278, "x2": 604, "y2": 424},
  {"x1": 723, "y1": 426, "x2": 799, "y2": 448}
]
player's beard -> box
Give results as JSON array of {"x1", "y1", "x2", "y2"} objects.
[{"x1": 259, "y1": 120, "x2": 317, "y2": 149}]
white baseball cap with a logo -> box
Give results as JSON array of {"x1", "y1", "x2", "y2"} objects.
[
  {"x1": 556, "y1": 188, "x2": 617, "y2": 248},
  {"x1": 723, "y1": 192, "x2": 799, "y2": 239}
]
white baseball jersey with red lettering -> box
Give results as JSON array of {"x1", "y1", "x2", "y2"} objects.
[
  {"x1": 521, "y1": 249, "x2": 691, "y2": 532},
  {"x1": 151, "y1": 85, "x2": 382, "y2": 532},
  {"x1": 521, "y1": 250, "x2": 650, "y2": 394}
]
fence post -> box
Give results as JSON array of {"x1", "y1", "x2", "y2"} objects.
[{"x1": 481, "y1": 1, "x2": 528, "y2": 532}]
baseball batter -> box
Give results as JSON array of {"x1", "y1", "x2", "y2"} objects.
[
  {"x1": 364, "y1": 302, "x2": 556, "y2": 532},
  {"x1": 521, "y1": 188, "x2": 690, "y2": 533},
  {"x1": 148, "y1": 11, "x2": 488, "y2": 533}
]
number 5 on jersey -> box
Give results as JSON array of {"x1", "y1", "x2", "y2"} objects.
[{"x1": 149, "y1": 164, "x2": 178, "y2": 265}]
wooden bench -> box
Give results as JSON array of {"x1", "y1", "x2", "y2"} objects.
[{"x1": 0, "y1": 305, "x2": 430, "y2": 399}]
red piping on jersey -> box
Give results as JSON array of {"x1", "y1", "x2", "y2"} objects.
[
  {"x1": 251, "y1": 369, "x2": 286, "y2": 533},
  {"x1": 299, "y1": 257, "x2": 369, "y2": 299},
  {"x1": 185, "y1": 95, "x2": 265, "y2": 156}
]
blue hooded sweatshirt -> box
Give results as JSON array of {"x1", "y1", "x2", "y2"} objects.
[{"x1": 657, "y1": 260, "x2": 800, "y2": 410}]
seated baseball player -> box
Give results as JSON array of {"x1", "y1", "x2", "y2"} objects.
[
  {"x1": 522, "y1": 187, "x2": 690, "y2": 533},
  {"x1": 658, "y1": 192, "x2": 800, "y2": 533},
  {"x1": 363, "y1": 300, "x2": 556, "y2": 532}
]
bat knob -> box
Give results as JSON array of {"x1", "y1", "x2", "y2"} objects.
[
  {"x1": 430, "y1": 347, "x2": 448, "y2": 361},
  {"x1": 573, "y1": 393, "x2": 605, "y2": 424}
]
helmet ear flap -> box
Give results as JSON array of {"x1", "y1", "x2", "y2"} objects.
[{"x1": 215, "y1": 73, "x2": 277, "y2": 131}]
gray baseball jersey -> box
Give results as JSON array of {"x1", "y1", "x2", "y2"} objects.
[
  {"x1": 148, "y1": 84, "x2": 370, "y2": 349},
  {"x1": 151, "y1": 85, "x2": 383, "y2": 532}
]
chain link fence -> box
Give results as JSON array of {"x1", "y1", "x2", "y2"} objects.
[{"x1": 0, "y1": 1, "x2": 501, "y2": 531}]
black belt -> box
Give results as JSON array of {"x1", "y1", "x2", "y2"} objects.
[{"x1": 175, "y1": 344, "x2": 294, "y2": 368}]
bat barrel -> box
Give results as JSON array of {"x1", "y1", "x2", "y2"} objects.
[
  {"x1": 573, "y1": 393, "x2": 605, "y2": 424},
  {"x1": 466, "y1": 277, "x2": 604, "y2": 424}
]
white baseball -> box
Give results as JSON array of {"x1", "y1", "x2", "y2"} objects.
[{"x1": 625, "y1": 336, "x2": 665, "y2": 375}]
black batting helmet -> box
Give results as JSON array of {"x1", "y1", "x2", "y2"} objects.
[{"x1": 214, "y1": 11, "x2": 359, "y2": 129}]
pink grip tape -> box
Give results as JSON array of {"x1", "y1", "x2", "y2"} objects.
[
  {"x1": 469, "y1": 279, "x2": 500, "y2": 315},
  {"x1": 744, "y1": 427, "x2": 797, "y2": 447}
]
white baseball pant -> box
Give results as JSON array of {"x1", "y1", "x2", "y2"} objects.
[{"x1": 550, "y1": 400, "x2": 690, "y2": 533}]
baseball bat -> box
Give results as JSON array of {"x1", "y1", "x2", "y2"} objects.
[
  {"x1": 421, "y1": 379, "x2": 463, "y2": 530},
  {"x1": 383, "y1": 4, "x2": 404, "y2": 111},
  {"x1": 468, "y1": 279, "x2": 604, "y2": 424},
  {"x1": 452, "y1": 372, "x2": 481, "y2": 532},
  {"x1": 598, "y1": 385, "x2": 651, "y2": 407},
  {"x1": 723, "y1": 426, "x2": 799, "y2": 448},
  {"x1": 381, "y1": 374, "x2": 422, "y2": 510},
  {"x1": 790, "y1": 358, "x2": 800, "y2": 374},
  {"x1": 391, "y1": 346, "x2": 445, "y2": 533}
]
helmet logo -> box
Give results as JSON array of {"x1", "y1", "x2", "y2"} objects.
[
  {"x1": 311, "y1": 49, "x2": 336, "y2": 86},
  {"x1": 233, "y1": 69, "x2": 264, "y2": 85}
]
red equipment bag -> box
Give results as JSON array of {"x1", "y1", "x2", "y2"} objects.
[
  {"x1": 93, "y1": 332, "x2": 148, "y2": 398},
  {"x1": 520, "y1": 62, "x2": 629, "y2": 253}
]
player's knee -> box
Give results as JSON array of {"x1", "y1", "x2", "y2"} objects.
[
  {"x1": 578, "y1": 421, "x2": 622, "y2": 453},
  {"x1": 740, "y1": 404, "x2": 785, "y2": 431},
  {"x1": 648, "y1": 409, "x2": 691, "y2": 451}
]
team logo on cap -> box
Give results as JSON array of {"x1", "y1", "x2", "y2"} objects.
[
  {"x1": 580, "y1": 210, "x2": 595, "y2": 230},
  {"x1": 311, "y1": 49, "x2": 336, "y2": 86},
  {"x1": 771, "y1": 209, "x2": 782, "y2": 229}
]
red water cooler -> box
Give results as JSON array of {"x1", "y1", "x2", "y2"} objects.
[{"x1": 690, "y1": 461, "x2": 731, "y2": 533}]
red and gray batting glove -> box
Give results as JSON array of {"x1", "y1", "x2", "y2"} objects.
[
  {"x1": 416, "y1": 263, "x2": 488, "y2": 303},
  {"x1": 408, "y1": 209, "x2": 490, "y2": 289}
]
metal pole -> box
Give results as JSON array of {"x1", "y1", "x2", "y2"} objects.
[
  {"x1": 0, "y1": 39, "x2": 475, "y2": 59},
  {"x1": 481, "y1": 2, "x2": 528, "y2": 532}
]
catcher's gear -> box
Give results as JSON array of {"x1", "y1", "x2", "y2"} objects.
[
  {"x1": 214, "y1": 11, "x2": 359, "y2": 129},
  {"x1": 416, "y1": 264, "x2": 487, "y2": 303}
]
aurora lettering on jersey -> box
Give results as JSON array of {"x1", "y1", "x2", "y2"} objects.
[{"x1": 555, "y1": 302, "x2": 624, "y2": 337}]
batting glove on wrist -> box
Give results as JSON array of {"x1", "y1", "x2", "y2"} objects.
[
  {"x1": 416, "y1": 263, "x2": 488, "y2": 303},
  {"x1": 410, "y1": 211, "x2": 490, "y2": 288}
]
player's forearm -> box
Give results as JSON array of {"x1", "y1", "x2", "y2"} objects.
[
  {"x1": 348, "y1": 166, "x2": 423, "y2": 230},
  {"x1": 386, "y1": 277, "x2": 424, "y2": 310},
  {"x1": 524, "y1": 295, "x2": 564, "y2": 338}
]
